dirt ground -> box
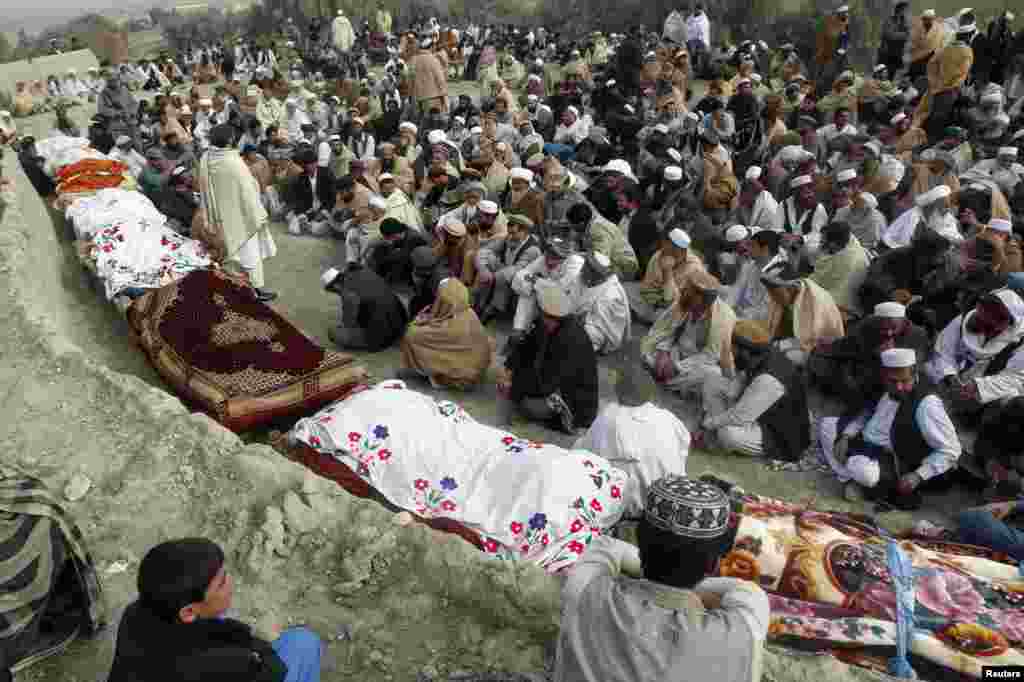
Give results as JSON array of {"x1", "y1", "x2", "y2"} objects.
[{"x1": 0, "y1": 82, "x2": 966, "y2": 682}]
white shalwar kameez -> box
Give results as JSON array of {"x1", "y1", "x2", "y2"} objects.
[
  {"x1": 511, "y1": 255, "x2": 584, "y2": 331},
  {"x1": 576, "y1": 275, "x2": 631, "y2": 354}
]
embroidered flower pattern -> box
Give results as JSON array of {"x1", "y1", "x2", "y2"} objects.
[
  {"x1": 413, "y1": 476, "x2": 460, "y2": 518},
  {"x1": 435, "y1": 400, "x2": 470, "y2": 423},
  {"x1": 332, "y1": 424, "x2": 392, "y2": 478},
  {"x1": 501, "y1": 434, "x2": 545, "y2": 454}
]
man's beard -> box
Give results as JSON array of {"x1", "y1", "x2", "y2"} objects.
[{"x1": 510, "y1": 188, "x2": 528, "y2": 203}]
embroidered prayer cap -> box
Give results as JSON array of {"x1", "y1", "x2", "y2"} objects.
[
  {"x1": 321, "y1": 267, "x2": 342, "y2": 289},
  {"x1": 836, "y1": 168, "x2": 857, "y2": 183},
  {"x1": 998, "y1": 147, "x2": 1019, "y2": 157},
  {"x1": 664, "y1": 166, "x2": 683, "y2": 182},
  {"x1": 615, "y1": 361, "x2": 658, "y2": 407},
  {"x1": 645, "y1": 476, "x2": 732, "y2": 540},
  {"x1": 442, "y1": 221, "x2": 467, "y2": 237},
  {"x1": 790, "y1": 174, "x2": 813, "y2": 189},
  {"x1": 536, "y1": 281, "x2": 574, "y2": 318},
  {"x1": 915, "y1": 184, "x2": 951, "y2": 207},
  {"x1": 881, "y1": 348, "x2": 916, "y2": 368},
  {"x1": 669, "y1": 228, "x2": 691, "y2": 249},
  {"x1": 989, "y1": 219, "x2": 1013, "y2": 234},
  {"x1": 874, "y1": 301, "x2": 907, "y2": 318},
  {"x1": 479, "y1": 200, "x2": 499, "y2": 214},
  {"x1": 725, "y1": 225, "x2": 750, "y2": 243},
  {"x1": 545, "y1": 236, "x2": 574, "y2": 258},
  {"x1": 922, "y1": 8, "x2": 937, "y2": 17},
  {"x1": 667, "y1": 148, "x2": 682, "y2": 163},
  {"x1": 510, "y1": 167, "x2": 534, "y2": 183}
]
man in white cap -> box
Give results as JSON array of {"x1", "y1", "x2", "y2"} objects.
[
  {"x1": 821, "y1": 347, "x2": 962, "y2": 507},
  {"x1": 283, "y1": 98, "x2": 310, "y2": 144},
  {"x1": 969, "y1": 147, "x2": 1023, "y2": 196},
  {"x1": 198, "y1": 124, "x2": 278, "y2": 302},
  {"x1": 926, "y1": 290, "x2": 1024, "y2": 423},
  {"x1": 345, "y1": 194, "x2": 388, "y2": 264},
  {"x1": 511, "y1": 236, "x2": 584, "y2": 335},
  {"x1": 728, "y1": 167, "x2": 782, "y2": 233},
  {"x1": 556, "y1": 474, "x2": 768, "y2": 682},
  {"x1": 108, "y1": 135, "x2": 147, "y2": 180},
  {"x1": 817, "y1": 107, "x2": 858, "y2": 147},
  {"x1": 499, "y1": 279, "x2": 599, "y2": 434},
  {"x1": 781, "y1": 174, "x2": 828, "y2": 267},
  {"x1": 575, "y1": 251, "x2": 631, "y2": 354},
  {"x1": 503, "y1": 167, "x2": 544, "y2": 227},
  {"x1": 833, "y1": 190, "x2": 885, "y2": 252},
  {"x1": 547, "y1": 106, "x2": 591, "y2": 161},
  {"x1": 809, "y1": 300, "x2": 931, "y2": 406},
  {"x1": 474, "y1": 214, "x2": 543, "y2": 324},
  {"x1": 881, "y1": 184, "x2": 961, "y2": 249}
]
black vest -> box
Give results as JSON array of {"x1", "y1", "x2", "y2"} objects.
[
  {"x1": 752, "y1": 351, "x2": 811, "y2": 462},
  {"x1": 886, "y1": 382, "x2": 939, "y2": 477},
  {"x1": 986, "y1": 337, "x2": 1024, "y2": 376}
]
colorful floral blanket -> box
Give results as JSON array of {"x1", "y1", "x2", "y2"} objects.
[
  {"x1": 289, "y1": 382, "x2": 628, "y2": 573},
  {"x1": 719, "y1": 494, "x2": 1024, "y2": 678}
]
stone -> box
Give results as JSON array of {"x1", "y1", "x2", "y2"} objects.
[
  {"x1": 282, "y1": 490, "x2": 318, "y2": 534},
  {"x1": 64, "y1": 474, "x2": 92, "y2": 501}
]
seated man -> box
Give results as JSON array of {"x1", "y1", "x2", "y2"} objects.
[
  {"x1": 556, "y1": 475, "x2": 769, "y2": 682},
  {"x1": 809, "y1": 301, "x2": 931, "y2": 408},
  {"x1": 628, "y1": 228, "x2": 704, "y2": 324},
  {"x1": 726, "y1": 228, "x2": 787, "y2": 322},
  {"x1": 461, "y1": 199, "x2": 508, "y2": 285},
  {"x1": 364, "y1": 217, "x2": 430, "y2": 286},
  {"x1": 321, "y1": 264, "x2": 409, "y2": 352},
  {"x1": 510, "y1": 235, "x2": 583, "y2": 336},
  {"x1": 377, "y1": 172, "x2": 422, "y2": 232},
  {"x1": 820, "y1": 348, "x2": 962, "y2": 509},
  {"x1": 641, "y1": 269, "x2": 737, "y2": 399},
  {"x1": 500, "y1": 283, "x2": 599, "y2": 434},
  {"x1": 925, "y1": 289, "x2": 1024, "y2": 427},
  {"x1": 399, "y1": 277, "x2": 493, "y2": 390},
  {"x1": 858, "y1": 231, "x2": 952, "y2": 312},
  {"x1": 284, "y1": 146, "x2": 337, "y2": 236},
  {"x1": 474, "y1": 214, "x2": 543, "y2": 324},
  {"x1": 970, "y1": 147, "x2": 1024, "y2": 198},
  {"x1": 915, "y1": 496, "x2": 1024, "y2": 561},
  {"x1": 699, "y1": 321, "x2": 810, "y2": 460},
  {"x1": 107, "y1": 538, "x2": 322, "y2": 682},
  {"x1": 576, "y1": 252, "x2": 631, "y2": 354},
  {"x1": 108, "y1": 134, "x2": 147, "y2": 179},
  {"x1": 408, "y1": 246, "x2": 450, "y2": 319},
  {"x1": 344, "y1": 194, "x2": 388, "y2": 265},
  {"x1": 573, "y1": 362, "x2": 691, "y2": 520},
  {"x1": 566, "y1": 202, "x2": 639, "y2": 281},
  {"x1": 761, "y1": 266, "x2": 845, "y2": 366},
  {"x1": 155, "y1": 165, "x2": 201, "y2": 234},
  {"x1": 808, "y1": 220, "x2": 870, "y2": 317}
]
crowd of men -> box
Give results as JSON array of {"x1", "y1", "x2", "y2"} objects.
[{"x1": 9, "y1": 4, "x2": 1024, "y2": 681}]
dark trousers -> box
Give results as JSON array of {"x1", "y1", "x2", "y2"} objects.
[
  {"x1": 924, "y1": 89, "x2": 958, "y2": 141},
  {"x1": 848, "y1": 440, "x2": 957, "y2": 510}
]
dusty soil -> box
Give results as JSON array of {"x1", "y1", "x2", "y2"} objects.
[{"x1": 0, "y1": 86, "x2": 949, "y2": 682}]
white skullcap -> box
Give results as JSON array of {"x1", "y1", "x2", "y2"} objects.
[
  {"x1": 328, "y1": 133, "x2": 341, "y2": 141},
  {"x1": 399, "y1": 121, "x2": 417, "y2": 132},
  {"x1": 790, "y1": 175, "x2": 813, "y2": 189},
  {"x1": 751, "y1": 74, "x2": 763, "y2": 83},
  {"x1": 479, "y1": 200, "x2": 499, "y2": 214},
  {"x1": 890, "y1": 112, "x2": 907, "y2": 125},
  {"x1": 535, "y1": 58, "x2": 543, "y2": 66},
  {"x1": 536, "y1": 282, "x2": 573, "y2": 317},
  {"x1": 989, "y1": 218, "x2": 1013, "y2": 233},
  {"x1": 567, "y1": 106, "x2": 579, "y2": 117},
  {"x1": 510, "y1": 167, "x2": 534, "y2": 183},
  {"x1": 664, "y1": 166, "x2": 683, "y2": 181},
  {"x1": 915, "y1": 184, "x2": 951, "y2": 206},
  {"x1": 454, "y1": 115, "x2": 466, "y2": 124},
  {"x1": 669, "y1": 228, "x2": 691, "y2": 248},
  {"x1": 881, "y1": 348, "x2": 916, "y2": 368},
  {"x1": 378, "y1": 172, "x2": 395, "y2": 181},
  {"x1": 922, "y1": 9, "x2": 937, "y2": 17},
  {"x1": 999, "y1": 147, "x2": 1018, "y2": 157},
  {"x1": 115, "y1": 135, "x2": 131, "y2": 146},
  {"x1": 653, "y1": 123, "x2": 669, "y2": 135},
  {"x1": 338, "y1": 9, "x2": 344, "y2": 13},
  {"x1": 291, "y1": 79, "x2": 304, "y2": 87},
  {"x1": 667, "y1": 148, "x2": 682, "y2": 162},
  {"x1": 368, "y1": 195, "x2": 387, "y2": 210},
  {"x1": 836, "y1": 4, "x2": 850, "y2": 11},
  {"x1": 874, "y1": 64, "x2": 888, "y2": 73},
  {"x1": 859, "y1": 192, "x2": 878, "y2": 209},
  {"x1": 528, "y1": 74, "x2": 541, "y2": 82},
  {"x1": 624, "y1": 104, "x2": 636, "y2": 114},
  {"x1": 0, "y1": 110, "x2": 9, "y2": 118},
  {"x1": 427, "y1": 129, "x2": 446, "y2": 144},
  {"x1": 686, "y1": 111, "x2": 699, "y2": 121},
  {"x1": 874, "y1": 301, "x2": 906, "y2": 318},
  {"x1": 198, "y1": 98, "x2": 213, "y2": 106},
  {"x1": 527, "y1": 94, "x2": 539, "y2": 103},
  {"x1": 725, "y1": 225, "x2": 750, "y2": 242},
  {"x1": 836, "y1": 168, "x2": 857, "y2": 183},
  {"x1": 602, "y1": 159, "x2": 632, "y2": 176},
  {"x1": 606, "y1": 79, "x2": 617, "y2": 86},
  {"x1": 470, "y1": 126, "x2": 483, "y2": 135},
  {"x1": 321, "y1": 267, "x2": 341, "y2": 288},
  {"x1": 745, "y1": 166, "x2": 763, "y2": 181},
  {"x1": 285, "y1": 97, "x2": 298, "y2": 106},
  {"x1": 420, "y1": 38, "x2": 434, "y2": 48},
  {"x1": 982, "y1": 91, "x2": 1003, "y2": 103},
  {"x1": 865, "y1": 141, "x2": 882, "y2": 158}
]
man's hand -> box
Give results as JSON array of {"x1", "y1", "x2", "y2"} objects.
[
  {"x1": 897, "y1": 472, "x2": 923, "y2": 496},
  {"x1": 694, "y1": 589, "x2": 724, "y2": 610}
]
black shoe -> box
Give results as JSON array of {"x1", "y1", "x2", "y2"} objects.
[{"x1": 255, "y1": 289, "x2": 278, "y2": 302}]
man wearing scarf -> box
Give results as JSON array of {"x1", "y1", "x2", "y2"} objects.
[
  {"x1": 641, "y1": 269, "x2": 737, "y2": 399},
  {"x1": 781, "y1": 175, "x2": 829, "y2": 270},
  {"x1": 502, "y1": 167, "x2": 545, "y2": 227},
  {"x1": 821, "y1": 348, "x2": 962, "y2": 508},
  {"x1": 761, "y1": 266, "x2": 846, "y2": 365},
  {"x1": 108, "y1": 538, "x2": 322, "y2": 682},
  {"x1": 913, "y1": 22, "x2": 974, "y2": 140},
  {"x1": 905, "y1": 9, "x2": 946, "y2": 80},
  {"x1": 833, "y1": 191, "x2": 885, "y2": 252},
  {"x1": 882, "y1": 184, "x2": 962, "y2": 250},
  {"x1": 727, "y1": 167, "x2": 782, "y2": 233},
  {"x1": 809, "y1": 220, "x2": 871, "y2": 316},
  {"x1": 576, "y1": 252, "x2": 631, "y2": 354},
  {"x1": 198, "y1": 125, "x2": 278, "y2": 302},
  {"x1": 510, "y1": 235, "x2": 583, "y2": 334}
]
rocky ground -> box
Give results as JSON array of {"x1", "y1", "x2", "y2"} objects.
[{"x1": 0, "y1": 84, "x2": 958, "y2": 682}]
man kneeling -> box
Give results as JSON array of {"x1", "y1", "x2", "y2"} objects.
[{"x1": 107, "y1": 538, "x2": 322, "y2": 682}]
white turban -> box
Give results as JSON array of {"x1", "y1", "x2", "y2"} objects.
[
  {"x1": 881, "y1": 348, "x2": 916, "y2": 368},
  {"x1": 874, "y1": 301, "x2": 906, "y2": 318}
]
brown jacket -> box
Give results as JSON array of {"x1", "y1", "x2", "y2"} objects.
[
  {"x1": 504, "y1": 190, "x2": 545, "y2": 228},
  {"x1": 410, "y1": 50, "x2": 449, "y2": 103}
]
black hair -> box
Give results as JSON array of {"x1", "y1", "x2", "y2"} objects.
[
  {"x1": 138, "y1": 538, "x2": 224, "y2": 623},
  {"x1": 566, "y1": 202, "x2": 592, "y2": 225},
  {"x1": 638, "y1": 517, "x2": 738, "y2": 588}
]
